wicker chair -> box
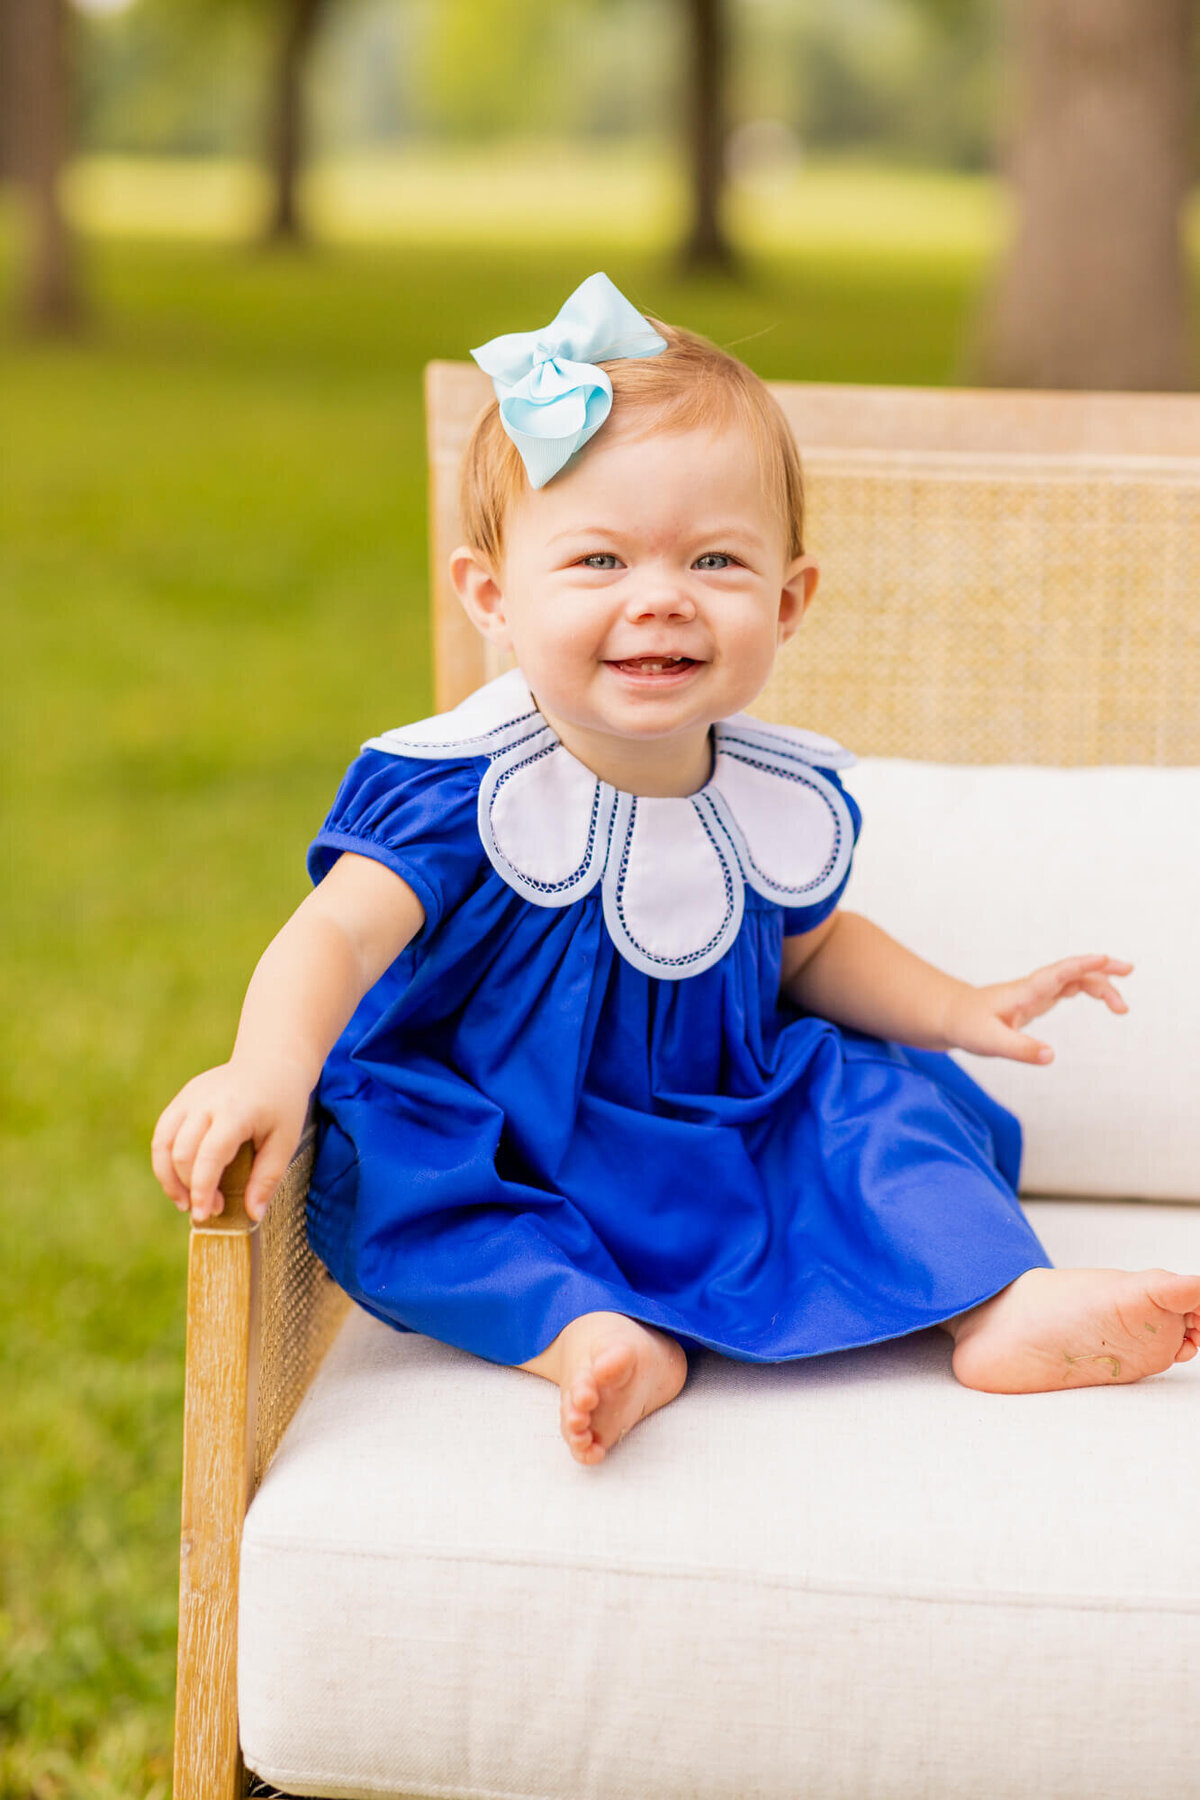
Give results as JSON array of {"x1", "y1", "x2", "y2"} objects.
[{"x1": 173, "y1": 368, "x2": 1200, "y2": 1800}]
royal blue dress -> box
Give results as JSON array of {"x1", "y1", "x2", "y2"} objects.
[{"x1": 306, "y1": 669, "x2": 1052, "y2": 1368}]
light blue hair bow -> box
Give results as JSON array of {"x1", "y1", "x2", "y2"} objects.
[{"x1": 470, "y1": 272, "x2": 668, "y2": 489}]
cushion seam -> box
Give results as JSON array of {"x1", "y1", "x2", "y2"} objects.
[
  {"x1": 239, "y1": 1539, "x2": 1199, "y2": 1615},
  {"x1": 244, "y1": 1755, "x2": 553, "y2": 1800}
]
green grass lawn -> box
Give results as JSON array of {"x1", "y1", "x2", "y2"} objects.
[{"x1": 1, "y1": 155, "x2": 1196, "y2": 1798}]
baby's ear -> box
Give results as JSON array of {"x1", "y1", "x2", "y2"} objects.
[
  {"x1": 778, "y1": 555, "x2": 819, "y2": 644},
  {"x1": 449, "y1": 545, "x2": 511, "y2": 648}
]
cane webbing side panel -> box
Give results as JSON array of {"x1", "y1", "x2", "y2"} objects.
[
  {"x1": 754, "y1": 449, "x2": 1200, "y2": 765},
  {"x1": 251, "y1": 1120, "x2": 349, "y2": 1491},
  {"x1": 425, "y1": 362, "x2": 1200, "y2": 764}
]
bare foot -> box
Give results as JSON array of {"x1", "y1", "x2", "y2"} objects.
[
  {"x1": 520, "y1": 1311, "x2": 688, "y2": 1465},
  {"x1": 944, "y1": 1266, "x2": 1200, "y2": 1394}
]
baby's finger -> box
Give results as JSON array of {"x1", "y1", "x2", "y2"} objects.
[
  {"x1": 967, "y1": 1011, "x2": 1054, "y2": 1063},
  {"x1": 989, "y1": 1020, "x2": 1054, "y2": 1065},
  {"x1": 151, "y1": 1127, "x2": 192, "y2": 1210},
  {"x1": 1055, "y1": 970, "x2": 1131, "y2": 1013},
  {"x1": 188, "y1": 1122, "x2": 251, "y2": 1219},
  {"x1": 244, "y1": 1129, "x2": 296, "y2": 1222},
  {"x1": 1048, "y1": 954, "x2": 1134, "y2": 993},
  {"x1": 1034, "y1": 954, "x2": 1114, "y2": 994},
  {"x1": 1013, "y1": 1034, "x2": 1054, "y2": 1066},
  {"x1": 152, "y1": 1092, "x2": 187, "y2": 1145},
  {"x1": 1025, "y1": 959, "x2": 1132, "y2": 1019},
  {"x1": 169, "y1": 1109, "x2": 213, "y2": 1197},
  {"x1": 1079, "y1": 974, "x2": 1129, "y2": 1012}
]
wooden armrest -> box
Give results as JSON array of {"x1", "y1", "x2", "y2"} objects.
[{"x1": 175, "y1": 1117, "x2": 348, "y2": 1800}]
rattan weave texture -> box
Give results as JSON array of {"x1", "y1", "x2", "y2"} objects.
[
  {"x1": 254, "y1": 1119, "x2": 348, "y2": 1489},
  {"x1": 753, "y1": 450, "x2": 1200, "y2": 765}
]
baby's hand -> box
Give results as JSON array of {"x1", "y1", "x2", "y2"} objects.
[
  {"x1": 151, "y1": 1057, "x2": 312, "y2": 1224},
  {"x1": 946, "y1": 954, "x2": 1133, "y2": 1065}
]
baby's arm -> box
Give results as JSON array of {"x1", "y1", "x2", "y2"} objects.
[
  {"x1": 781, "y1": 910, "x2": 1131, "y2": 1063},
  {"x1": 152, "y1": 853, "x2": 425, "y2": 1223}
]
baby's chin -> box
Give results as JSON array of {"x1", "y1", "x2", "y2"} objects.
[{"x1": 531, "y1": 682, "x2": 706, "y2": 737}]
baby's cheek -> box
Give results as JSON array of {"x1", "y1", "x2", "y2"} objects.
[
  {"x1": 521, "y1": 595, "x2": 595, "y2": 653},
  {"x1": 722, "y1": 617, "x2": 780, "y2": 688}
]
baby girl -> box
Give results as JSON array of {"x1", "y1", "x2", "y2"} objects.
[{"x1": 152, "y1": 272, "x2": 1200, "y2": 1466}]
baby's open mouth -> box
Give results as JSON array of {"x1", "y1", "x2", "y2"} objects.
[{"x1": 607, "y1": 656, "x2": 698, "y2": 675}]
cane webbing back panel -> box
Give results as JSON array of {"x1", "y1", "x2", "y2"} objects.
[
  {"x1": 759, "y1": 448, "x2": 1200, "y2": 765},
  {"x1": 426, "y1": 364, "x2": 1200, "y2": 764},
  {"x1": 252, "y1": 1118, "x2": 348, "y2": 1490}
]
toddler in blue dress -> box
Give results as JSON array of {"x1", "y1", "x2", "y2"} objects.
[{"x1": 153, "y1": 273, "x2": 1200, "y2": 1466}]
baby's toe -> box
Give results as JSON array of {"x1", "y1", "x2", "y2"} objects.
[
  {"x1": 567, "y1": 1373, "x2": 599, "y2": 1415},
  {"x1": 1174, "y1": 1340, "x2": 1198, "y2": 1363},
  {"x1": 1144, "y1": 1270, "x2": 1200, "y2": 1315},
  {"x1": 562, "y1": 1399, "x2": 600, "y2": 1463},
  {"x1": 591, "y1": 1340, "x2": 637, "y2": 1391},
  {"x1": 562, "y1": 1392, "x2": 593, "y2": 1433}
]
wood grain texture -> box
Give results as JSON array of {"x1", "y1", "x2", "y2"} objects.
[
  {"x1": 174, "y1": 1143, "x2": 256, "y2": 1800},
  {"x1": 175, "y1": 1123, "x2": 347, "y2": 1795},
  {"x1": 768, "y1": 382, "x2": 1200, "y2": 455}
]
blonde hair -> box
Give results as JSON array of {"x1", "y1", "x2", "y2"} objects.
[{"x1": 459, "y1": 321, "x2": 806, "y2": 566}]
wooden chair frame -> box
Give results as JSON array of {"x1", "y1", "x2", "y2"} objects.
[{"x1": 173, "y1": 367, "x2": 1200, "y2": 1799}]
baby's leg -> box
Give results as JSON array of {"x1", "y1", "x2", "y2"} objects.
[
  {"x1": 520, "y1": 1311, "x2": 688, "y2": 1466},
  {"x1": 940, "y1": 1266, "x2": 1200, "y2": 1393}
]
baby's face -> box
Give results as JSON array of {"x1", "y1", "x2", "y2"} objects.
[{"x1": 453, "y1": 420, "x2": 816, "y2": 792}]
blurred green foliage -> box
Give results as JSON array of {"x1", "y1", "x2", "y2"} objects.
[
  {"x1": 76, "y1": 0, "x2": 1004, "y2": 170},
  {"x1": 74, "y1": 0, "x2": 272, "y2": 160},
  {"x1": 415, "y1": 0, "x2": 681, "y2": 142},
  {"x1": 738, "y1": 0, "x2": 1000, "y2": 170}
]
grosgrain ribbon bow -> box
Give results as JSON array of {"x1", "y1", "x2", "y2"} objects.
[{"x1": 470, "y1": 272, "x2": 668, "y2": 489}]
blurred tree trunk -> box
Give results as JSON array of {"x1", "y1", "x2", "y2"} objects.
[
  {"x1": 980, "y1": 0, "x2": 1196, "y2": 390},
  {"x1": 679, "y1": 0, "x2": 735, "y2": 272},
  {"x1": 263, "y1": 0, "x2": 329, "y2": 244},
  {"x1": 0, "y1": 0, "x2": 22, "y2": 181},
  {"x1": 9, "y1": 0, "x2": 82, "y2": 332}
]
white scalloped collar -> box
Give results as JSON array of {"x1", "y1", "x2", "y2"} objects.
[{"x1": 364, "y1": 668, "x2": 855, "y2": 980}]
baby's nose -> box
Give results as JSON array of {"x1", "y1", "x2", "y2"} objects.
[{"x1": 626, "y1": 574, "x2": 696, "y2": 620}]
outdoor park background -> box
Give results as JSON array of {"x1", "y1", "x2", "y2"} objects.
[{"x1": 2, "y1": 2, "x2": 1198, "y2": 1794}]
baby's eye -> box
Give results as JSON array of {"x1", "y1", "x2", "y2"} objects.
[
  {"x1": 578, "y1": 553, "x2": 621, "y2": 570},
  {"x1": 694, "y1": 552, "x2": 736, "y2": 571}
]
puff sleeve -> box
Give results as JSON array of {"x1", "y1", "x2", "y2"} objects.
[
  {"x1": 779, "y1": 765, "x2": 863, "y2": 938},
  {"x1": 307, "y1": 749, "x2": 488, "y2": 938}
]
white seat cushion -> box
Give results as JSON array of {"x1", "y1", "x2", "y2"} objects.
[
  {"x1": 840, "y1": 761, "x2": 1200, "y2": 1201},
  {"x1": 240, "y1": 1200, "x2": 1200, "y2": 1800}
]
